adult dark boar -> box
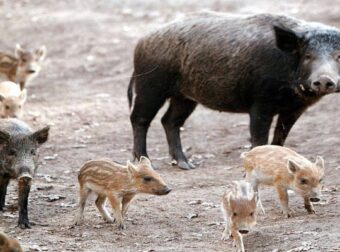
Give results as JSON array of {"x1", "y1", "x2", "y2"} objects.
[
  {"x1": 128, "y1": 12, "x2": 340, "y2": 170},
  {"x1": 0, "y1": 119, "x2": 49, "y2": 228}
]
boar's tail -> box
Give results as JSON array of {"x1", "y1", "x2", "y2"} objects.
[
  {"x1": 127, "y1": 72, "x2": 135, "y2": 109},
  {"x1": 240, "y1": 151, "x2": 249, "y2": 159}
]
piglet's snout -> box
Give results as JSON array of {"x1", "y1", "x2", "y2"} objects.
[
  {"x1": 239, "y1": 229, "x2": 249, "y2": 234},
  {"x1": 310, "y1": 188, "x2": 322, "y2": 202}
]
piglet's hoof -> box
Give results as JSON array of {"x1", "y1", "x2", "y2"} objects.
[{"x1": 117, "y1": 223, "x2": 125, "y2": 230}]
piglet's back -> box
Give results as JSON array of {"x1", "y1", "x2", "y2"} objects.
[
  {"x1": 78, "y1": 159, "x2": 128, "y2": 182},
  {"x1": 243, "y1": 145, "x2": 312, "y2": 171}
]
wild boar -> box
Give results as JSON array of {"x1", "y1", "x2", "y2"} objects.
[
  {"x1": 0, "y1": 81, "x2": 27, "y2": 118},
  {"x1": 221, "y1": 181, "x2": 257, "y2": 252},
  {"x1": 0, "y1": 119, "x2": 50, "y2": 228},
  {"x1": 243, "y1": 145, "x2": 324, "y2": 217},
  {"x1": 0, "y1": 44, "x2": 46, "y2": 90},
  {"x1": 0, "y1": 232, "x2": 23, "y2": 252},
  {"x1": 128, "y1": 12, "x2": 340, "y2": 170},
  {"x1": 74, "y1": 156, "x2": 171, "y2": 230}
]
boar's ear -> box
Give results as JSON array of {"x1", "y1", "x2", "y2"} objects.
[
  {"x1": 127, "y1": 160, "x2": 138, "y2": 175},
  {"x1": 315, "y1": 156, "x2": 325, "y2": 170},
  {"x1": 0, "y1": 130, "x2": 10, "y2": 145},
  {"x1": 14, "y1": 44, "x2": 24, "y2": 59},
  {"x1": 31, "y1": 126, "x2": 50, "y2": 144},
  {"x1": 273, "y1": 26, "x2": 302, "y2": 53},
  {"x1": 35, "y1": 45, "x2": 46, "y2": 61},
  {"x1": 20, "y1": 89, "x2": 27, "y2": 103},
  {"x1": 287, "y1": 159, "x2": 301, "y2": 173},
  {"x1": 139, "y1": 156, "x2": 152, "y2": 167},
  {"x1": 0, "y1": 232, "x2": 9, "y2": 247}
]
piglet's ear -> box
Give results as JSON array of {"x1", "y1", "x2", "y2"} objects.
[
  {"x1": 0, "y1": 94, "x2": 5, "y2": 102},
  {"x1": 315, "y1": 156, "x2": 325, "y2": 170},
  {"x1": 139, "y1": 156, "x2": 152, "y2": 167},
  {"x1": 273, "y1": 25, "x2": 302, "y2": 53},
  {"x1": 14, "y1": 44, "x2": 24, "y2": 59},
  {"x1": 0, "y1": 232, "x2": 9, "y2": 247},
  {"x1": 127, "y1": 160, "x2": 138, "y2": 175},
  {"x1": 35, "y1": 45, "x2": 46, "y2": 61},
  {"x1": 0, "y1": 130, "x2": 10, "y2": 145},
  {"x1": 287, "y1": 159, "x2": 301, "y2": 173},
  {"x1": 31, "y1": 126, "x2": 49, "y2": 145},
  {"x1": 252, "y1": 192, "x2": 258, "y2": 204}
]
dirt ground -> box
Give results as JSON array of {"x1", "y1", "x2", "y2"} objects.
[{"x1": 0, "y1": 0, "x2": 340, "y2": 251}]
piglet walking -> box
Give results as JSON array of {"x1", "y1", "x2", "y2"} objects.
[
  {"x1": 74, "y1": 156, "x2": 171, "y2": 230},
  {"x1": 221, "y1": 181, "x2": 257, "y2": 252},
  {"x1": 242, "y1": 145, "x2": 324, "y2": 217}
]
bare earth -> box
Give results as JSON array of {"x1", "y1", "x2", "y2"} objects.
[{"x1": 0, "y1": 0, "x2": 339, "y2": 251}]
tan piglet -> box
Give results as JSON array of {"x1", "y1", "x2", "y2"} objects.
[
  {"x1": 242, "y1": 145, "x2": 324, "y2": 217},
  {"x1": 74, "y1": 156, "x2": 171, "y2": 230},
  {"x1": 221, "y1": 180, "x2": 257, "y2": 252}
]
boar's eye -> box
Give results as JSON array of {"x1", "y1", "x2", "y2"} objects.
[
  {"x1": 300, "y1": 178, "x2": 308, "y2": 185},
  {"x1": 31, "y1": 149, "x2": 36, "y2": 155},
  {"x1": 143, "y1": 176, "x2": 153, "y2": 183},
  {"x1": 304, "y1": 54, "x2": 312, "y2": 61},
  {"x1": 8, "y1": 149, "x2": 17, "y2": 156}
]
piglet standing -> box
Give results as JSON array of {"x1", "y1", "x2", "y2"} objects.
[
  {"x1": 0, "y1": 232, "x2": 23, "y2": 252},
  {"x1": 221, "y1": 181, "x2": 257, "y2": 252},
  {"x1": 243, "y1": 145, "x2": 324, "y2": 217},
  {"x1": 74, "y1": 156, "x2": 171, "y2": 230},
  {"x1": 0, "y1": 119, "x2": 49, "y2": 228},
  {"x1": 0, "y1": 81, "x2": 27, "y2": 118}
]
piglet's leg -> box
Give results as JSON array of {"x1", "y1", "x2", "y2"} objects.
[
  {"x1": 95, "y1": 195, "x2": 114, "y2": 223},
  {"x1": 221, "y1": 224, "x2": 230, "y2": 241},
  {"x1": 108, "y1": 195, "x2": 124, "y2": 230},
  {"x1": 230, "y1": 228, "x2": 245, "y2": 252},
  {"x1": 275, "y1": 185, "x2": 292, "y2": 218},
  {"x1": 122, "y1": 194, "x2": 135, "y2": 217},
  {"x1": 0, "y1": 175, "x2": 10, "y2": 211},
  {"x1": 304, "y1": 197, "x2": 315, "y2": 214},
  {"x1": 18, "y1": 177, "x2": 32, "y2": 229}
]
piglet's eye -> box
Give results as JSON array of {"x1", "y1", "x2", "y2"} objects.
[
  {"x1": 143, "y1": 176, "x2": 152, "y2": 182},
  {"x1": 300, "y1": 178, "x2": 308, "y2": 185},
  {"x1": 250, "y1": 212, "x2": 254, "y2": 217},
  {"x1": 233, "y1": 212, "x2": 237, "y2": 217}
]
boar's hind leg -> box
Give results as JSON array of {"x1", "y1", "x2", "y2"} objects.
[
  {"x1": 0, "y1": 175, "x2": 10, "y2": 211},
  {"x1": 249, "y1": 105, "x2": 275, "y2": 147},
  {"x1": 272, "y1": 109, "x2": 305, "y2": 146},
  {"x1": 18, "y1": 177, "x2": 32, "y2": 229},
  {"x1": 130, "y1": 87, "x2": 167, "y2": 165},
  {"x1": 161, "y1": 95, "x2": 197, "y2": 170}
]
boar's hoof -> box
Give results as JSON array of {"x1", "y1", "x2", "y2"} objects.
[
  {"x1": 18, "y1": 220, "x2": 31, "y2": 229},
  {"x1": 177, "y1": 160, "x2": 196, "y2": 170},
  {"x1": 117, "y1": 223, "x2": 125, "y2": 230}
]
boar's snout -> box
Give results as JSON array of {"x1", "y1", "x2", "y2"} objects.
[
  {"x1": 310, "y1": 197, "x2": 320, "y2": 202},
  {"x1": 239, "y1": 229, "x2": 249, "y2": 234},
  {"x1": 311, "y1": 75, "x2": 337, "y2": 93}
]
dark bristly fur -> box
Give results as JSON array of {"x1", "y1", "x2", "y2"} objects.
[{"x1": 128, "y1": 12, "x2": 340, "y2": 170}]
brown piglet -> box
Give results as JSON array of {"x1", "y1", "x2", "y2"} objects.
[
  {"x1": 74, "y1": 156, "x2": 171, "y2": 230},
  {"x1": 221, "y1": 180, "x2": 257, "y2": 252},
  {"x1": 243, "y1": 145, "x2": 325, "y2": 217},
  {"x1": 0, "y1": 232, "x2": 23, "y2": 252}
]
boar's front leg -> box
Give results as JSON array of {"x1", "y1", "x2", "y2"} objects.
[
  {"x1": 272, "y1": 109, "x2": 305, "y2": 146},
  {"x1": 18, "y1": 177, "x2": 32, "y2": 229},
  {"x1": 161, "y1": 96, "x2": 197, "y2": 170},
  {"x1": 0, "y1": 175, "x2": 10, "y2": 211},
  {"x1": 249, "y1": 105, "x2": 274, "y2": 147}
]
